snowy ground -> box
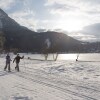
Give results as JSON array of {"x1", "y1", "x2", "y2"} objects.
[{"x1": 0, "y1": 54, "x2": 100, "y2": 100}]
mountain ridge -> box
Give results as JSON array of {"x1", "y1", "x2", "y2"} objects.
[{"x1": 0, "y1": 8, "x2": 82, "y2": 53}]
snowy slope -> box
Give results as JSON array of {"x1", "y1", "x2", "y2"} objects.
[{"x1": 0, "y1": 54, "x2": 100, "y2": 100}]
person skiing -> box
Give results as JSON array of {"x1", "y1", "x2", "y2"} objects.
[
  {"x1": 13, "y1": 54, "x2": 24, "y2": 72},
  {"x1": 4, "y1": 53, "x2": 11, "y2": 72}
]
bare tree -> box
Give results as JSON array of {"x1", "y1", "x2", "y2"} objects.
[
  {"x1": 53, "y1": 53, "x2": 58, "y2": 61},
  {"x1": 42, "y1": 38, "x2": 51, "y2": 60},
  {"x1": 42, "y1": 38, "x2": 59, "y2": 61},
  {"x1": 76, "y1": 54, "x2": 79, "y2": 61}
]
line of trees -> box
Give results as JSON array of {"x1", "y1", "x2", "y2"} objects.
[{"x1": 0, "y1": 31, "x2": 5, "y2": 52}]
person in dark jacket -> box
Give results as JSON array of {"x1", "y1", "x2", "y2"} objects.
[
  {"x1": 4, "y1": 53, "x2": 11, "y2": 72},
  {"x1": 13, "y1": 54, "x2": 24, "y2": 71}
]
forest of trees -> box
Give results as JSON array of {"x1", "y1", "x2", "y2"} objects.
[{"x1": 0, "y1": 31, "x2": 5, "y2": 52}]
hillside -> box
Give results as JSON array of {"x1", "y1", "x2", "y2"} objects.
[{"x1": 0, "y1": 8, "x2": 81, "y2": 53}]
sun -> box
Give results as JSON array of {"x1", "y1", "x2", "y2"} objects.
[{"x1": 56, "y1": 17, "x2": 84, "y2": 32}]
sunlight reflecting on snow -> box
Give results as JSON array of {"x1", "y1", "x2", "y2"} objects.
[{"x1": 58, "y1": 54, "x2": 77, "y2": 60}]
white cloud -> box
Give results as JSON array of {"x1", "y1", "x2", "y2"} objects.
[
  {"x1": 68, "y1": 32, "x2": 97, "y2": 42},
  {"x1": 44, "y1": 0, "x2": 100, "y2": 31},
  {"x1": 67, "y1": 22, "x2": 100, "y2": 42},
  {"x1": 0, "y1": 0, "x2": 15, "y2": 9},
  {"x1": 44, "y1": 0, "x2": 100, "y2": 42},
  {"x1": 45, "y1": 0, "x2": 100, "y2": 16},
  {"x1": 9, "y1": 9, "x2": 37, "y2": 30},
  {"x1": 9, "y1": 9, "x2": 35, "y2": 18},
  {"x1": 0, "y1": 0, "x2": 38, "y2": 30},
  {"x1": 0, "y1": 0, "x2": 29, "y2": 11},
  {"x1": 0, "y1": 0, "x2": 100, "y2": 42},
  {"x1": 15, "y1": 17, "x2": 37, "y2": 30}
]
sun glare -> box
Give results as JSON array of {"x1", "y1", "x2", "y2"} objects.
[
  {"x1": 58, "y1": 54, "x2": 77, "y2": 60},
  {"x1": 56, "y1": 18, "x2": 84, "y2": 32}
]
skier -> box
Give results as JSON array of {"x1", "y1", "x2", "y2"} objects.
[
  {"x1": 13, "y1": 54, "x2": 24, "y2": 71},
  {"x1": 4, "y1": 53, "x2": 11, "y2": 72}
]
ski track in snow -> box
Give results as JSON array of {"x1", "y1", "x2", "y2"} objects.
[{"x1": 0, "y1": 55, "x2": 100, "y2": 100}]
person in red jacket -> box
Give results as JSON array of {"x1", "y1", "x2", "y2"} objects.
[{"x1": 13, "y1": 54, "x2": 24, "y2": 71}]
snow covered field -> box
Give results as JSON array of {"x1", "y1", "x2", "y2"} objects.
[{"x1": 0, "y1": 53, "x2": 100, "y2": 100}]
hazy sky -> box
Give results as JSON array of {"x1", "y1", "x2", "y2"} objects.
[{"x1": 0, "y1": 0, "x2": 100, "y2": 42}]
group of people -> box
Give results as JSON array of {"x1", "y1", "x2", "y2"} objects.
[{"x1": 4, "y1": 54, "x2": 24, "y2": 72}]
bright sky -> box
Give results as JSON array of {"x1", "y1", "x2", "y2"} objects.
[{"x1": 0, "y1": 0, "x2": 100, "y2": 42}]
